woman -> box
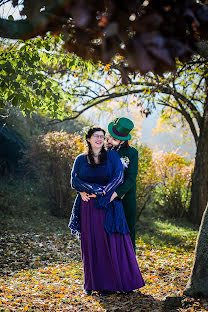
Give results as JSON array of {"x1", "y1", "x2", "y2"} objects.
[{"x1": 68, "y1": 126, "x2": 145, "y2": 295}]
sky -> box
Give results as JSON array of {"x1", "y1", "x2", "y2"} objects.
[{"x1": 0, "y1": 1, "x2": 23, "y2": 20}]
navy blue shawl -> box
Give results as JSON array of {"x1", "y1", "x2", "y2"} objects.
[{"x1": 68, "y1": 150, "x2": 129, "y2": 237}]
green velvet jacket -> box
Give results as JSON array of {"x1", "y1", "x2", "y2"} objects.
[{"x1": 116, "y1": 146, "x2": 138, "y2": 250}]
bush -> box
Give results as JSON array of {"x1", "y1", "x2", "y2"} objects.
[
  {"x1": 26, "y1": 131, "x2": 85, "y2": 217},
  {"x1": 136, "y1": 145, "x2": 158, "y2": 218},
  {"x1": 153, "y1": 151, "x2": 193, "y2": 218},
  {"x1": 0, "y1": 177, "x2": 45, "y2": 216},
  {"x1": 135, "y1": 146, "x2": 193, "y2": 219}
]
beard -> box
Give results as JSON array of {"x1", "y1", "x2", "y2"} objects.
[
  {"x1": 106, "y1": 141, "x2": 120, "y2": 151},
  {"x1": 106, "y1": 142, "x2": 113, "y2": 150}
]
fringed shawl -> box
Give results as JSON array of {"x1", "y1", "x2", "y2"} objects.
[{"x1": 68, "y1": 150, "x2": 129, "y2": 237}]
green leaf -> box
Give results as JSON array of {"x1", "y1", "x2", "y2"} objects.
[
  {"x1": 45, "y1": 44, "x2": 50, "y2": 51},
  {"x1": 13, "y1": 82, "x2": 20, "y2": 89},
  {"x1": 46, "y1": 81, "x2": 52, "y2": 88},
  {"x1": 33, "y1": 83, "x2": 39, "y2": 89},
  {"x1": 36, "y1": 89, "x2": 41, "y2": 95}
]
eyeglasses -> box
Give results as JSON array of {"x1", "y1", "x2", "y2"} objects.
[{"x1": 92, "y1": 134, "x2": 105, "y2": 139}]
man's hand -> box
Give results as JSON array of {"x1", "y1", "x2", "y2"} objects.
[
  {"x1": 80, "y1": 192, "x2": 96, "y2": 202},
  {"x1": 110, "y1": 192, "x2": 118, "y2": 202}
]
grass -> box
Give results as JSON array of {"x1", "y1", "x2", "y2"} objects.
[
  {"x1": 1, "y1": 178, "x2": 208, "y2": 312},
  {"x1": 137, "y1": 215, "x2": 198, "y2": 250}
]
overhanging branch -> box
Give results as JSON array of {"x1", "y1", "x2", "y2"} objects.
[
  {"x1": 144, "y1": 82, "x2": 203, "y2": 130},
  {"x1": 158, "y1": 100, "x2": 198, "y2": 145},
  {"x1": 49, "y1": 88, "x2": 146, "y2": 124}
]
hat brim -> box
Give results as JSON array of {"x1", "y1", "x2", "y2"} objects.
[{"x1": 108, "y1": 122, "x2": 131, "y2": 141}]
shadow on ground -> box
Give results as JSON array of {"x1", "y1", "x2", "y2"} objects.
[
  {"x1": 136, "y1": 216, "x2": 199, "y2": 251},
  {"x1": 95, "y1": 291, "x2": 208, "y2": 312},
  {"x1": 95, "y1": 290, "x2": 163, "y2": 312}
]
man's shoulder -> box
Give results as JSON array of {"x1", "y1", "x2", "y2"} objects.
[
  {"x1": 118, "y1": 146, "x2": 138, "y2": 158},
  {"x1": 129, "y1": 146, "x2": 138, "y2": 155}
]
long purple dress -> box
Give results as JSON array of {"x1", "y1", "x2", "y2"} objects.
[{"x1": 79, "y1": 157, "x2": 145, "y2": 292}]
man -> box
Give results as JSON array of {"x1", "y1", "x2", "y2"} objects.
[
  {"x1": 107, "y1": 117, "x2": 138, "y2": 252},
  {"x1": 80, "y1": 117, "x2": 138, "y2": 252}
]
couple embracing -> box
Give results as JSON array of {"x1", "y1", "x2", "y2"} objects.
[{"x1": 68, "y1": 117, "x2": 145, "y2": 296}]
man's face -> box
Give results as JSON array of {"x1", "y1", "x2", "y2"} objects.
[{"x1": 107, "y1": 135, "x2": 124, "y2": 149}]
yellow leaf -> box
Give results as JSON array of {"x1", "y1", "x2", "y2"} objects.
[{"x1": 42, "y1": 55, "x2": 47, "y2": 63}]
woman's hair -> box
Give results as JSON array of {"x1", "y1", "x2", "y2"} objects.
[{"x1": 85, "y1": 127, "x2": 107, "y2": 167}]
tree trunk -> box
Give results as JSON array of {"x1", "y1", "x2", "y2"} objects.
[
  {"x1": 188, "y1": 119, "x2": 208, "y2": 224},
  {"x1": 184, "y1": 202, "x2": 208, "y2": 297}
]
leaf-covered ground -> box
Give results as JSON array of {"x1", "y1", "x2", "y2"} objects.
[{"x1": 1, "y1": 203, "x2": 208, "y2": 312}]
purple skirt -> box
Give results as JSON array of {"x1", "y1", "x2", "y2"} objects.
[{"x1": 80, "y1": 198, "x2": 145, "y2": 292}]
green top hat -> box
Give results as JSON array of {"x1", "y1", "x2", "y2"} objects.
[{"x1": 108, "y1": 117, "x2": 134, "y2": 141}]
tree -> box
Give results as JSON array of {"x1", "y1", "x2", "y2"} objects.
[
  {"x1": 184, "y1": 202, "x2": 208, "y2": 297},
  {"x1": 47, "y1": 56, "x2": 207, "y2": 224},
  {"x1": 0, "y1": 35, "x2": 94, "y2": 118},
  {"x1": 1, "y1": 1, "x2": 208, "y2": 75}
]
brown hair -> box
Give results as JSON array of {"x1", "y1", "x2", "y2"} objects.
[{"x1": 85, "y1": 127, "x2": 107, "y2": 168}]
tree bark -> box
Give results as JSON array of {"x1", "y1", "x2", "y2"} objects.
[
  {"x1": 188, "y1": 79, "x2": 208, "y2": 224},
  {"x1": 184, "y1": 202, "x2": 208, "y2": 297}
]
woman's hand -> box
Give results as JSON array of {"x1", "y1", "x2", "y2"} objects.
[{"x1": 80, "y1": 192, "x2": 96, "y2": 202}]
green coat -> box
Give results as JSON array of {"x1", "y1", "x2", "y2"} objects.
[{"x1": 116, "y1": 146, "x2": 138, "y2": 251}]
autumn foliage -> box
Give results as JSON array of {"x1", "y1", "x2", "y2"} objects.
[
  {"x1": 26, "y1": 131, "x2": 85, "y2": 217},
  {"x1": 0, "y1": 133, "x2": 205, "y2": 311},
  {"x1": 9, "y1": 0, "x2": 208, "y2": 75},
  {"x1": 26, "y1": 133, "x2": 193, "y2": 219},
  {"x1": 0, "y1": 192, "x2": 202, "y2": 312},
  {"x1": 136, "y1": 147, "x2": 193, "y2": 218},
  {"x1": 153, "y1": 152, "x2": 193, "y2": 217},
  {"x1": 136, "y1": 145, "x2": 158, "y2": 217}
]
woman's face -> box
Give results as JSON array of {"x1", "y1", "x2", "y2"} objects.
[{"x1": 87, "y1": 131, "x2": 105, "y2": 150}]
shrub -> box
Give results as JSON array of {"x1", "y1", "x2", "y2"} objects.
[
  {"x1": 136, "y1": 144, "x2": 159, "y2": 218},
  {"x1": 26, "y1": 131, "x2": 85, "y2": 217},
  {"x1": 135, "y1": 146, "x2": 193, "y2": 219},
  {"x1": 0, "y1": 177, "x2": 45, "y2": 216},
  {"x1": 153, "y1": 151, "x2": 193, "y2": 218}
]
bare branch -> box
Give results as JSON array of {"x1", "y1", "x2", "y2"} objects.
[
  {"x1": 69, "y1": 93, "x2": 95, "y2": 99},
  {"x1": 134, "y1": 80, "x2": 203, "y2": 129},
  {"x1": 158, "y1": 100, "x2": 198, "y2": 145},
  {"x1": 174, "y1": 98, "x2": 198, "y2": 145},
  {"x1": 190, "y1": 76, "x2": 205, "y2": 103},
  {"x1": 49, "y1": 88, "x2": 146, "y2": 124},
  {"x1": 87, "y1": 78, "x2": 110, "y2": 94}
]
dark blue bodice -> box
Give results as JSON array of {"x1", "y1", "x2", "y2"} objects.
[
  {"x1": 79, "y1": 156, "x2": 110, "y2": 186},
  {"x1": 69, "y1": 150, "x2": 130, "y2": 237}
]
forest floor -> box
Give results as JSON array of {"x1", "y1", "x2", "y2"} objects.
[{"x1": 1, "y1": 191, "x2": 208, "y2": 311}]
